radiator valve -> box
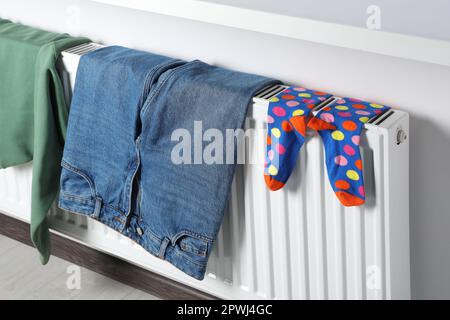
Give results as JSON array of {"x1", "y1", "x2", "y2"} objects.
[{"x1": 396, "y1": 128, "x2": 407, "y2": 145}]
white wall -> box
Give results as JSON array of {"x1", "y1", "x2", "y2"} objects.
[{"x1": 1, "y1": 0, "x2": 450, "y2": 299}]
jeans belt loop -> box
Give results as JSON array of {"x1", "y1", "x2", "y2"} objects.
[
  {"x1": 92, "y1": 197, "x2": 103, "y2": 219},
  {"x1": 158, "y1": 237, "x2": 171, "y2": 259}
]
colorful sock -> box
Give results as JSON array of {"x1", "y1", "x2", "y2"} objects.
[
  {"x1": 264, "y1": 87, "x2": 331, "y2": 190},
  {"x1": 308, "y1": 97, "x2": 390, "y2": 206}
]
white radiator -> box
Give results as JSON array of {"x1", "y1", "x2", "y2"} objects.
[{"x1": 0, "y1": 43, "x2": 410, "y2": 300}]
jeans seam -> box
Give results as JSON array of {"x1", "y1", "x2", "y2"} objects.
[
  {"x1": 58, "y1": 203, "x2": 95, "y2": 216},
  {"x1": 60, "y1": 192, "x2": 94, "y2": 204},
  {"x1": 173, "y1": 229, "x2": 214, "y2": 243},
  {"x1": 180, "y1": 242, "x2": 207, "y2": 257},
  {"x1": 172, "y1": 247, "x2": 208, "y2": 267}
]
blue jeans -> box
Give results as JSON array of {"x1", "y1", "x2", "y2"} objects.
[{"x1": 59, "y1": 46, "x2": 278, "y2": 279}]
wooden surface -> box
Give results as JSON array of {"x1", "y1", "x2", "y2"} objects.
[{"x1": 0, "y1": 212, "x2": 217, "y2": 300}]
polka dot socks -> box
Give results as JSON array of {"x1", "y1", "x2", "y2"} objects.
[
  {"x1": 264, "y1": 88, "x2": 391, "y2": 207},
  {"x1": 264, "y1": 87, "x2": 332, "y2": 190},
  {"x1": 308, "y1": 97, "x2": 390, "y2": 206}
]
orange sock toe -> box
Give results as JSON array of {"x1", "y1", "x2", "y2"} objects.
[
  {"x1": 264, "y1": 175, "x2": 285, "y2": 191},
  {"x1": 335, "y1": 191, "x2": 365, "y2": 207}
]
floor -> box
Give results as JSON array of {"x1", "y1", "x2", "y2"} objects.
[{"x1": 0, "y1": 234, "x2": 159, "y2": 300}]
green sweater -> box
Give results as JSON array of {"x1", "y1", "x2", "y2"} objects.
[{"x1": 0, "y1": 19, "x2": 90, "y2": 263}]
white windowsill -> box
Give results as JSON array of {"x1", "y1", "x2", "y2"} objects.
[{"x1": 91, "y1": 0, "x2": 450, "y2": 67}]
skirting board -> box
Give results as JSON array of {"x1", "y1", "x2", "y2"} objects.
[{"x1": 0, "y1": 212, "x2": 217, "y2": 300}]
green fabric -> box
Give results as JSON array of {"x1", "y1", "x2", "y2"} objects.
[{"x1": 0, "y1": 19, "x2": 90, "y2": 263}]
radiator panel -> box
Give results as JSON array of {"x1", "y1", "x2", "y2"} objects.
[{"x1": 0, "y1": 46, "x2": 410, "y2": 300}]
